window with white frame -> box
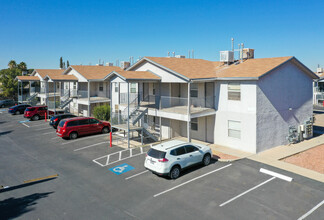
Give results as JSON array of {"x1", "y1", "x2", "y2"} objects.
[
  {"x1": 65, "y1": 83, "x2": 68, "y2": 89},
  {"x1": 99, "y1": 82, "x2": 103, "y2": 91},
  {"x1": 190, "y1": 83, "x2": 198, "y2": 98},
  {"x1": 191, "y1": 118, "x2": 198, "y2": 131},
  {"x1": 130, "y1": 83, "x2": 136, "y2": 93},
  {"x1": 115, "y1": 83, "x2": 118, "y2": 92},
  {"x1": 228, "y1": 83, "x2": 241, "y2": 101},
  {"x1": 228, "y1": 120, "x2": 241, "y2": 139},
  {"x1": 73, "y1": 82, "x2": 77, "y2": 90}
]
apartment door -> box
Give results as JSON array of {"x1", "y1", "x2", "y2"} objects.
[
  {"x1": 205, "y1": 82, "x2": 214, "y2": 108},
  {"x1": 143, "y1": 83, "x2": 149, "y2": 100}
]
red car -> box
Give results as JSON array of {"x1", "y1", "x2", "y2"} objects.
[
  {"x1": 56, "y1": 117, "x2": 111, "y2": 139},
  {"x1": 24, "y1": 106, "x2": 54, "y2": 121}
]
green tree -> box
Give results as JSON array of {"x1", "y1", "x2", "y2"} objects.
[
  {"x1": 67, "y1": 60, "x2": 70, "y2": 67},
  {"x1": 60, "y1": 57, "x2": 63, "y2": 69},
  {"x1": 18, "y1": 62, "x2": 27, "y2": 71},
  {"x1": 93, "y1": 104, "x2": 110, "y2": 121},
  {"x1": 0, "y1": 68, "x2": 21, "y2": 99},
  {"x1": 8, "y1": 60, "x2": 17, "y2": 69}
]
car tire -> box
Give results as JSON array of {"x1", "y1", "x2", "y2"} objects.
[
  {"x1": 15, "y1": 111, "x2": 19, "y2": 115},
  {"x1": 169, "y1": 165, "x2": 181, "y2": 179},
  {"x1": 202, "y1": 154, "x2": 211, "y2": 166},
  {"x1": 102, "y1": 126, "x2": 109, "y2": 134},
  {"x1": 1, "y1": 105, "x2": 4, "y2": 108},
  {"x1": 32, "y1": 115, "x2": 40, "y2": 121},
  {"x1": 69, "y1": 132, "x2": 78, "y2": 140}
]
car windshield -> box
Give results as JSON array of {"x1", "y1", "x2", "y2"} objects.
[
  {"x1": 25, "y1": 108, "x2": 35, "y2": 111},
  {"x1": 147, "y1": 148, "x2": 166, "y2": 159},
  {"x1": 58, "y1": 120, "x2": 66, "y2": 127}
]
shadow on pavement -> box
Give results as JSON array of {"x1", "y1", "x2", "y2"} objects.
[
  {"x1": 0, "y1": 192, "x2": 53, "y2": 219},
  {"x1": 0, "y1": 177, "x2": 57, "y2": 193},
  {"x1": 0, "y1": 130, "x2": 12, "y2": 136}
]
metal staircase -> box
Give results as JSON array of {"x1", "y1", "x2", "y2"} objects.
[
  {"x1": 27, "y1": 92, "x2": 38, "y2": 101},
  {"x1": 59, "y1": 90, "x2": 73, "y2": 109},
  {"x1": 59, "y1": 98, "x2": 73, "y2": 109}
]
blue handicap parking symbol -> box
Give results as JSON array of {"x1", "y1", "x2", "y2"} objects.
[
  {"x1": 19, "y1": 120, "x2": 30, "y2": 123},
  {"x1": 109, "y1": 163, "x2": 134, "y2": 175}
]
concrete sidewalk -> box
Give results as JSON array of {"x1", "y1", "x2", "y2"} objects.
[{"x1": 248, "y1": 135, "x2": 324, "y2": 183}]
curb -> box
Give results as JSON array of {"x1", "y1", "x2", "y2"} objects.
[{"x1": 212, "y1": 155, "x2": 242, "y2": 162}]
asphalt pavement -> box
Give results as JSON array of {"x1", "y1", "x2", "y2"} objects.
[{"x1": 0, "y1": 109, "x2": 323, "y2": 220}]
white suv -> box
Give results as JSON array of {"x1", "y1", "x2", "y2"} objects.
[{"x1": 144, "y1": 140, "x2": 212, "y2": 179}]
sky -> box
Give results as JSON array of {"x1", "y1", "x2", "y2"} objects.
[{"x1": 1, "y1": 0, "x2": 324, "y2": 71}]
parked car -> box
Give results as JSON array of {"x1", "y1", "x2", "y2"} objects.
[
  {"x1": 8, "y1": 104, "x2": 31, "y2": 115},
  {"x1": 144, "y1": 140, "x2": 212, "y2": 179},
  {"x1": 49, "y1": 114, "x2": 77, "y2": 129},
  {"x1": 0, "y1": 99, "x2": 16, "y2": 108},
  {"x1": 24, "y1": 106, "x2": 53, "y2": 120},
  {"x1": 56, "y1": 117, "x2": 111, "y2": 139}
]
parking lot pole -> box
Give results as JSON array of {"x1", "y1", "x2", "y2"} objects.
[{"x1": 110, "y1": 131, "x2": 112, "y2": 148}]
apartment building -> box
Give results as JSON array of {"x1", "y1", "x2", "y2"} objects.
[{"x1": 108, "y1": 55, "x2": 318, "y2": 153}]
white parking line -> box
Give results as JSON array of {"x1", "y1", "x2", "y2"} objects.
[
  {"x1": 125, "y1": 170, "x2": 149, "y2": 180},
  {"x1": 74, "y1": 141, "x2": 108, "y2": 152},
  {"x1": 61, "y1": 133, "x2": 108, "y2": 145},
  {"x1": 29, "y1": 123, "x2": 49, "y2": 127},
  {"x1": 219, "y1": 176, "x2": 276, "y2": 207},
  {"x1": 35, "y1": 127, "x2": 52, "y2": 131},
  {"x1": 260, "y1": 168, "x2": 293, "y2": 182},
  {"x1": 92, "y1": 147, "x2": 147, "y2": 167},
  {"x1": 22, "y1": 123, "x2": 30, "y2": 128},
  {"x1": 52, "y1": 136, "x2": 60, "y2": 140},
  {"x1": 297, "y1": 200, "x2": 324, "y2": 220},
  {"x1": 41, "y1": 131, "x2": 55, "y2": 135},
  {"x1": 154, "y1": 164, "x2": 232, "y2": 198}
]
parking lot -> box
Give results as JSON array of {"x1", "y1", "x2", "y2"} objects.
[{"x1": 0, "y1": 108, "x2": 323, "y2": 220}]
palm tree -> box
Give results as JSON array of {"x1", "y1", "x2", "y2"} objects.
[
  {"x1": 18, "y1": 62, "x2": 27, "y2": 71},
  {"x1": 8, "y1": 60, "x2": 17, "y2": 69}
]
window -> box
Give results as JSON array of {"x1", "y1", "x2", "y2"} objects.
[
  {"x1": 191, "y1": 118, "x2": 198, "y2": 131},
  {"x1": 147, "y1": 148, "x2": 166, "y2": 159},
  {"x1": 174, "y1": 147, "x2": 186, "y2": 155},
  {"x1": 130, "y1": 83, "x2": 136, "y2": 93},
  {"x1": 67, "y1": 120, "x2": 79, "y2": 127},
  {"x1": 78, "y1": 119, "x2": 89, "y2": 125},
  {"x1": 89, "y1": 118, "x2": 99, "y2": 124},
  {"x1": 190, "y1": 83, "x2": 198, "y2": 98},
  {"x1": 65, "y1": 83, "x2": 68, "y2": 89},
  {"x1": 73, "y1": 82, "x2": 77, "y2": 90},
  {"x1": 228, "y1": 120, "x2": 241, "y2": 139},
  {"x1": 228, "y1": 83, "x2": 241, "y2": 101},
  {"x1": 115, "y1": 83, "x2": 118, "y2": 92},
  {"x1": 185, "y1": 145, "x2": 199, "y2": 153},
  {"x1": 99, "y1": 82, "x2": 103, "y2": 91}
]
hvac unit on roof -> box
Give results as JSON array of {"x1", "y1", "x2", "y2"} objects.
[
  {"x1": 120, "y1": 61, "x2": 130, "y2": 70},
  {"x1": 241, "y1": 48, "x2": 255, "y2": 59},
  {"x1": 175, "y1": 55, "x2": 186, "y2": 58},
  {"x1": 220, "y1": 51, "x2": 234, "y2": 63},
  {"x1": 106, "y1": 62, "x2": 114, "y2": 66}
]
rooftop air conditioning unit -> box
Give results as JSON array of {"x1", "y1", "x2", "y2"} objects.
[
  {"x1": 220, "y1": 51, "x2": 234, "y2": 63},
  {"x1": 96, "y1": 64, "x2": 103, "y2": 66},
  {"x1": 175, "y1": 55, "x2": 186, "y2": 58},
  {"x1": 120, "y1": 61, "x2": 130, "y2": 70},
  {"x1": 317, "y1": 67, "x2": 323, "y2": 73},
  {"x1": 106, "y1": 62, "x2": 114, "y2": 66},
  {"x1": 241, "y1": 48, "x2": 255, "y2": 59}
]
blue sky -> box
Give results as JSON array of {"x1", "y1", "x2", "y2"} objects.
[{"x1": 1, "y1": 0, "x2": 323, "y2": 71}]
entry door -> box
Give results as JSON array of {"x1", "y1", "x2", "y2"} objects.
[
  {"x1": 205, "y1": 82, "x2": 214, "y2": 108},
  {"x1": 143, "y1": 83, "x2": 149, "y2": 100}
]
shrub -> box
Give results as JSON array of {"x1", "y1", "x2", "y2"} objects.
[{"x1": 93, "y1": 104, "x2": 110, "y2": 121}]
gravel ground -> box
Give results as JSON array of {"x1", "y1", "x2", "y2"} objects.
[{"x1": 282, "y1": 144, "x2": 324, "y2": 174}]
